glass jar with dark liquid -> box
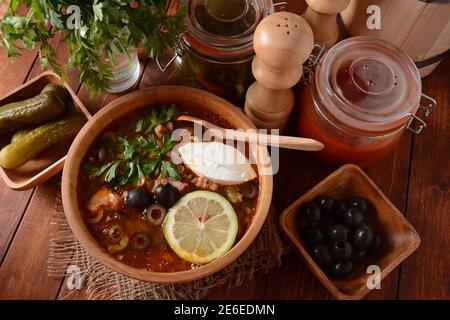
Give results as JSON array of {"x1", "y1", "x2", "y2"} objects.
[
  {"x1": 161, "y1": 0, "x2": 273, "y2": 105},
  {"x1": 297, "y1": 37, "x2": 436, "y2": 167}
]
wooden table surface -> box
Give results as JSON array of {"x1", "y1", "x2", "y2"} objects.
[{"x1": 0, "y1": 1, "x2": 449, "y2": 300}]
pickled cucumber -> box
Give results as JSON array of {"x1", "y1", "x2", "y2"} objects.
[
  {"x1": 41, "y1": 84, "x2": 69, "y2": 104},
  {"x1": 0, "y1": 85, "x2": 68, "y2": 134},
  {"x1": 11, "y1": 126, "x2": 35, "y2": 143},
  {"x1": 0, "y1": 114, "x2": 86, "y2": 169}
]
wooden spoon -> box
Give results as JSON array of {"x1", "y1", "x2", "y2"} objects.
[{"x1": 177, "y1": 115, "x2": 324, "y2": 151}]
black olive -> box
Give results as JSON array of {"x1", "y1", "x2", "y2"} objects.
[
  {"x1": 301, "y1": 226, "x2": 324, "y2": 244},
  {"x1": 368, "y1": 233, "x2": 382, "y2": 254},
  {"x1": 349, "y1": 196, "x2": 369, "y2": 214},
  {"x1": 310, "y1": 244, "x2": 334, "y2": 267},
  {"x1": 347, "y1": 229, "x2": 355, "y2": 243},
  {"x1": 331, "y1": 261, "x2": 353, "y2": 278},
  {"x1": 154, "y1": 183, "x2": 180, "y2": 208},
  {"x1": 315, "y1": 195, "x2": 334, "y2": 213},
  {"x1": 353, "y1": 224, "x2": 374, "y2": 250},
  {"x1": 331, "y1": 200, "x2": 348, "y2": 221},
  {"x1": 130, "y1": 232, "x2": 151, "y2": 250},
  {"x1": 301, "y1": 202, "x2": 322, "y2": 225},
  {"x1": 341, "y1": 207, "x2": 364, "y2": 228},
  {"x1": 331, "y1": 240, "x2": 353, "y2": 261},
  {"x1": 319, "y1": 213, "x2": 334, "y2": 234},
  {"x1": 328, "y1": 224, "x2": 349, "y2": 242},
  {"x1": 125, "y1": 188, "x2": 152, "y2": 208},
  {"x1": 352, "y1": 250, "x2": 367, "y2": 263}
]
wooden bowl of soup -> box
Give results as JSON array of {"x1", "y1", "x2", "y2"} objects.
[{"x1": 62, "y1": 86, "x2": 273, "y2": 283}]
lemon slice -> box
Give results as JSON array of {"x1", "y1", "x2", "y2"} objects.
[{"x1": 163, "y1": 191, "x2": 238, "y2": 264}]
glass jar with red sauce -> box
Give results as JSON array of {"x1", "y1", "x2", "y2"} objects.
[
  {"x1": 160, "y1": 0, "x2": 273, "y2": 105},
  {"x1": 297, "y1": 37, "x2": 436, "y2": 167}
]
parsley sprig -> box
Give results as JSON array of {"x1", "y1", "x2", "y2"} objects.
[
  {"x1": 84, "y1": 107, "x2": 181, "y2": 186},
  {"x1": 0, "y1": 1, "x2": 186, "y2": 96},
  {"x1": 133, "y1": 104, "x2": 176, "y2": 134}
]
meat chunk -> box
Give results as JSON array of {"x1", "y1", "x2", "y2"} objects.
[
  {"x1": 192, "y1": 176, "x2": 218, "y2": 192},
  {"x1": 152, "y1": 178, "x2": 188, "y2": 193},
  {"x1": 166, "y1": 121, "x2": 174, "y2": 132},
  {"x1": 154, "y1": 124, "x2": 167, "y2": 139},
  {"x1": 86, "y1": 188, "x2": 120, "y2": 212}
]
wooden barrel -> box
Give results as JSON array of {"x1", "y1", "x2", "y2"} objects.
[{"x1": 339, "y1": 0, "x2": 450, "y2": 77}]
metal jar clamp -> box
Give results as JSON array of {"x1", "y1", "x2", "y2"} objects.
[{"x1": 406, "y1": 93, "x2": 437, "y2": 134}]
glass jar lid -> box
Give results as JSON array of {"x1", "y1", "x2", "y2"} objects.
[
  {"x1": 182, "y1": 0, "x2": 272, "y2": 60},
  {"x1": 316, "y1": 37, "x2": 422, "y2": 132}
]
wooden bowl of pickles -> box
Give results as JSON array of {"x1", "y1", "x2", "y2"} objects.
[
  {"x1": 0, "y1": 71, "x2": 91, "y2": 190},
  {"x1": 62, "y1": 86, "x2": 273, "y2": 283}
]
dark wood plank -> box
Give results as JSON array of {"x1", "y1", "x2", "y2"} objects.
[
  {"x1": 0, "y1": 186, "x2": 34, "y2": 264},
  {"x1": 0, "y1": 3, "x2": 41, "y2": 264},
  {"x1": 263, "y1": 151, "x2": 334, "y2": 300},
  {"x1": 362, "y1": 135, "x2": 413, "y2": 300},
  {"x1": 0, "y1": 175, "x2": 64, "y2": 299},
  {"x1": 207, "y1": 271, "x2": 268, "y2": 300},
  {"x1": 398, "y1": 57, "x2": 450, "y2": 300}
]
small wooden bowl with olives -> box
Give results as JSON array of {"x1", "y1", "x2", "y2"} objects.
[{"x1": 279, "y1": 164, "x2": 420, "y2": 300}]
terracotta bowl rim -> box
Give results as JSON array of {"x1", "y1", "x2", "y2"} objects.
[{"x1": 62, "y1": 86, "x2": 273, "y2": 283}]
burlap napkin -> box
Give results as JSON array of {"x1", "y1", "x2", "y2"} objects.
[{"x1": 48, "y1": 182, "x2": 285, "y2": 300}]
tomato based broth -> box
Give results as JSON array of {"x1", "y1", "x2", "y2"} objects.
[{"x1": 77, "y1": 106, "x2": 259, "y2": 272}]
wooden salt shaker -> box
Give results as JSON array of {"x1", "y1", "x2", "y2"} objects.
[
  {"x1": 245, "y1": 12, "x2": 314, "y2": 130},
  {"x1": 302, "y1": 0, "x2": 350, "y2": 48}
]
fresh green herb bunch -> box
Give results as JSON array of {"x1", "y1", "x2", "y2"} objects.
[{"x1": 0, "y1": 1, "x2": 186, "y2": 96}]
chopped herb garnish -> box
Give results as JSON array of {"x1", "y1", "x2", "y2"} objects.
[
  {"x1": 104, "y1": 161, "x2": 121, "y2": 183},
  {"x1": 83, "y1": 107, "x2": 181, "y2": 186},
  {"x1": 161, "y1": 160, "x2": 182, "y2": 180},
  {"x1": 142, "y1": 158, "x2": 162, "y2": 176},
  {"x1": 84, "y1": 161, "x2": 116, "y2": 178},
  {"x1": 133, "y1": 105, "x2": 177, "y2": 134}
]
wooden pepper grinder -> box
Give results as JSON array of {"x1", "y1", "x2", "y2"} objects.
[
  {"x1": 245, "y1": 12, "x2": 314, "y2": 130},
  {"x1": 302, "y1": 0, "x2": 350, "y2": 48}
]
